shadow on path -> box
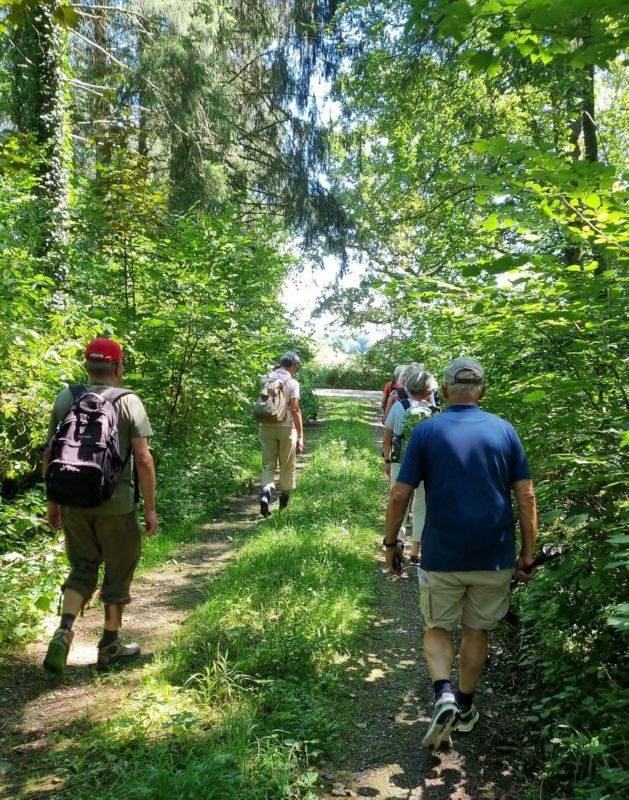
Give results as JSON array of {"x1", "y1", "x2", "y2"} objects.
[{"x1": 0, "y1": 422, "x2": 323, "y2": 800}]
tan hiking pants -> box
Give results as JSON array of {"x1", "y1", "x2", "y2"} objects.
[
  {"x1": 259, "y1": 424, "x2": 297, "y2": 493},
  {"x1": 390, "y1": 462, "x2": 425, "y2": 542}
]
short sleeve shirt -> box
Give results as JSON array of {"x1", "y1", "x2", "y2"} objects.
[
  {"x1": 259, "y1": 368, "x2": 300, "y2": 427},
  {"x1": 385, "y1": 398, "x2": 423, "y2": 436},
  {"x1": 47, "y1": 384, "x2": 153, "y2": 515},
  {"x1": 397, "y1": 404, "x2": 531, "y2": 571}
]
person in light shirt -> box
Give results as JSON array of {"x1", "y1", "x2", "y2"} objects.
[{"x1": 257, "y1": 351, "x2": 304, "y2": 517}]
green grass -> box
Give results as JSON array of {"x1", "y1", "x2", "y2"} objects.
[
  {"x1": 44, "y1": 401, "x2": 385, "y2": 800},
  {"x1": 138, "y1": 441, "x2": 261, "y2": 572}
]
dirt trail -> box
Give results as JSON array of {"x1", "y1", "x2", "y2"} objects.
[
  {"x1": 0, "y1": 397, "x2": 533, "y2": 799},
  {"x1": 319, "y1": 391, "x2": 533, "y2": 800},
  {"x1": 0, "y1": 490, "x2": 260, "y2": 799},
  {"x1": 322, "y1": 564, "x2": 528, "y2": 800}
]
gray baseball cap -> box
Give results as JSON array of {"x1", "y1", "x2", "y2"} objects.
[{"x1": 444, "y1": 357, "x2": 485, "y2": 385}]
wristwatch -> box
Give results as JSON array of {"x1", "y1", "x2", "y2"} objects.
[{"x1": 384, "y1": 459, "x2": 391, "y2": 463}]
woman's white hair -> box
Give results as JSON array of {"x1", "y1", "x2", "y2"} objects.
[
  {"x1": 393, "y1": 364, "x2": 407, "y2": 381},
  {"x1": 402, "y1": 364, "x2": 437, "y2": 397}
]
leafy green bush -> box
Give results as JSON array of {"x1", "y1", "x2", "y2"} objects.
[
  {"x1": 0, "y1": 144, "x2": 322, "y2": 648},
  {"x1": 297, "y1": 373, "x2": 321, "y2": 421},
  {"x1": 301, "y1": 359, "x2": 385, "y2": 390}
]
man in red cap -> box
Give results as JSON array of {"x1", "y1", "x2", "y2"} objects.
[{"x1": 42, "y1": 338, "x2": 158, "y2": 674}]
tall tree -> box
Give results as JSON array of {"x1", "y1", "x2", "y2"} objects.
[{"x1": 10, "y1": 1, "x2": 70, "y2": 283}]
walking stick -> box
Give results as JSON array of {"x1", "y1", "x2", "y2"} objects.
[{"x1": 505, "y1": 543, "x2": 573, "y2": 627}]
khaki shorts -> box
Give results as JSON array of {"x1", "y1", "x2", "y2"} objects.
[
  {"x1": 60, "y1": 507, "x2": 142, "y2": 605},
  {"x1": 418, "y1": 569, "x2": 514, "y2": 631}
]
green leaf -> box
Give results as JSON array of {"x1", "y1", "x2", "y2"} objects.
[
  {"x1": 608, "y1": 604, "x2": 629, "y2": 631},
  {"x1": 539, "y1": 510, "x2": 564, "y2": 524},
  {"x1": 523, "y1": 389, "x2": 546, "y2": 403},
  {"x1": 52, "y1": 4, "x2": 80, "y2": 28},
  {"x1": 35, "y1": 595, "x2": 53, "y2": 612},
  {"x1": 565, "y1": 513, "x2": 589, "y2": 528},
  {"x1": 583, "y1": 194, "x2": 601, "y2": 209}
]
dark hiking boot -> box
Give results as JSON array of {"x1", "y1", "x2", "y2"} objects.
[
  {"x1": 44, "y1": 627, "x2": 74, "y2": 675},
  {"x1": 260, "y1": 488, "x2": 272, "y2": 517},
  {"x1": 421, "y1": 693, "x2": 459, "y2": 749},
  {"x1": 279, "y1": 493, "x2": 290, "y2": 511},
  {"x1": 97, "y1": 640, "x2": 141, "y2": 670}
]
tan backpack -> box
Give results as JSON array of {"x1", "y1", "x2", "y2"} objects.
[{"x1": 252, "y1": 377, "x2": 289, "y2": 423}]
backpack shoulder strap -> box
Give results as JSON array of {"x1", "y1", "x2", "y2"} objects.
[
  {"x1": 429, "y1": 404, "x2": 440, "y2": 415},
  {"x1": 103, "y1": 388, "x2": 135, "y2": 405},
  {"x1": 102, "y1": 388, "x2": 136, "y2": 468},
  {"x1": 400, "y1": 397, "x2": 411, "y2": 411},
  {"x1": 68, "y1": 384, "x2": 86, "y2": 401}
]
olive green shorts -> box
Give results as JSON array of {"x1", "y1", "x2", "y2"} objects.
[
  {"x1": 60, "y1": 507, "x2": 142, "y2": 605},
  {"x1": 418, "y1": 569, "x2": 514, "y2": 631}
]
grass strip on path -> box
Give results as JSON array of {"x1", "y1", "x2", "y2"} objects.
[{"x1": 47, "y1": 400, "x2": 385, "y2": 800}]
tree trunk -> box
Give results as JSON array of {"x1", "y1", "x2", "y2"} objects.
[
  {"x1": 137, "y1": 26, "x2": 149, "y2": 158},
  {"x1": 582, "y1": 64, "x2": 597, "y2": 164},
  {"x1": 92, "y1": 10, "x2": 113, "y2": 173},
  {"x1": 11, "y1": 1, "x2": 69, "y2": 286},
  {"x1": 563, "y1": 63, "x2": 599, "y2": 267}
]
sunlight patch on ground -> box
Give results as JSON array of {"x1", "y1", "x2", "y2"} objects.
[{"x1": 364, "y1": 667, "x2": 386, "y2": 682}]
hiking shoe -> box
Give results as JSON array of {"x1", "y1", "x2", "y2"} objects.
[
  {"x1": 456, "y1": 704, "x2": 479, "y2": 733},
  {"x1": 43, "y1": 627, "x2": 74, "y2": 675},
  {"x1": 421, "y1": 693, "x2": 459, "y2": 750},
  {"x1": 279, "y1": 493, "x2": 290, "y2": 511},
  {"x1": 260, "y1": 489, "x2": 272, "y2": 518},
  {"x1": 97, "y1": 640, "x2": 141, "y2": 670}
]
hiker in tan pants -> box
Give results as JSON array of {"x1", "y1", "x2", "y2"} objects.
[{"x1": 258, "y1": 351, "x2": 303, "y2": 516}]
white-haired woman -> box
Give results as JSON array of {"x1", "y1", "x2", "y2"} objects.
[{"x1": 383, "y1": 365, "x2": 438, "y2": 563}]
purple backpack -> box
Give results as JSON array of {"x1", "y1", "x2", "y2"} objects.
[{"x1": 46, "y1": 385, "x2": 134, "y2": 508}]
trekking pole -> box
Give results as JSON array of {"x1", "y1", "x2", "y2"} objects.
[
  {"x1": 521, "y1": 543, "x2": 572, "y2": 575},
  {"x1": 505, "y1": 543, "x2": 573, "y2": 627}
]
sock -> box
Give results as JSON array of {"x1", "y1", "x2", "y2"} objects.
[
  {"x1": 99, "y1": 629, "x2": 118, "y2": 649},
  {"x1": 60, "y1": 613, "x2": 75, "y2": 631},
  {"x1": 456, "y1": 690, "x2": 474, "y2": 711},
  {"x1": 434, "y1": 679, "x2": 453, "y2": 701}
]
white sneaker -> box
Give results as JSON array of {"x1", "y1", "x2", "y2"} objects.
[{"x1": 421, "y1": 693, "x2": 459, "y2": 749}]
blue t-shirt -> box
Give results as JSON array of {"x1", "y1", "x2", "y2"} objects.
[{"x1": 397, "y1": 404, "x2": 531, "y2": 571}]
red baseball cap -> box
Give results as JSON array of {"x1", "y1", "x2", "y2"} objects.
[{"x1": 84, "y1": 338, "x2": 123, "y2": 364}]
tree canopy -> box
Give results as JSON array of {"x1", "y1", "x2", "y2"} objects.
[{"x1": 0, "y1": 2, "x2": 627, "y2": 797}]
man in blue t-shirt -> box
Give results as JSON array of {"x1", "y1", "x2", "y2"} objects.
[{"x1": 383, "y1": 357, "x2": 537, "y2": 750}]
